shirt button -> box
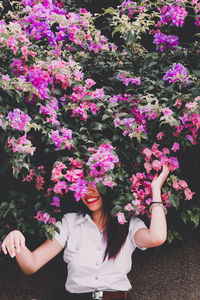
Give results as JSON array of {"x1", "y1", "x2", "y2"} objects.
[
  {"x1": 97, "y1": 246, "x2": 101, "y2": 251},
  {"x1": 95, "y1": 276, "x2": 99, "y2": 280},
  {"x1": 96, "y1": 261, "x2": 100, "y2": 266}
]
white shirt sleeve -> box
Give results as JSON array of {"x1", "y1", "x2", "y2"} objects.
[
  {"x1": 54, "y1": 214, "x2": 69, "y2": 248},
  {"x1": 129, "y1": 216, "x2": 147, "y2": 250}
]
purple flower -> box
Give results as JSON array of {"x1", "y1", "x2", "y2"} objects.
[
  {"x1": 7, "y1": 108, "x2": 31, "y2": 131},
  {"x1": 51, "y1": 128, "x2": 72, "y2": 150},
  {"x1": 153, "y1": 32, "x2": 179, "y2": 52},
  {"x1": 51, "y1": 196, "x2": 60, "y2": 207},
  {"x1": 159, "y1": 5, "x2": 188, "y2": 27},
  {"x1": 163, "y1": 63, "x2": 191, "y2": 86}
]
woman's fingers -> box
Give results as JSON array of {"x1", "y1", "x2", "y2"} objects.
[
  {"x1": 1, "y1": 240, "x2": 7, "y2": 255},
  {"x1": 2, "y1": 231, "x2": 25, "y2": 258},
  {"x1": 8, "y1": 233, "x2": 16, "y2": 258},
  {"x1": 20, "y1": 234, "x2": 25, "y2": 249}
]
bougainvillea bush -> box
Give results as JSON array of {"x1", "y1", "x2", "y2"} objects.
[{"x1": 0, "y1": 0, "x2": 199, "y2": 251}]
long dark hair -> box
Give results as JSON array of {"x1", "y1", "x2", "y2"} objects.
[
  {"x1": 101, "y1": 189, "x2": 129, "y2": 260},
  {"x1": 63, "y1": 188, "x2": 130, "y2": 260}
]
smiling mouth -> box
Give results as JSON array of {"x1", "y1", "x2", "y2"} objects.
[{"x1": 86, "y1": 197, "x2": 99, "y2": 204}]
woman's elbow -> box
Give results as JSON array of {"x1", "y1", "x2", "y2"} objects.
[
  {"x1": 151, "y1": 234, "x2": 167, "y2": 247},
  {"x1": 22, "y1": 266, "x2": 38, "y2": 275}
]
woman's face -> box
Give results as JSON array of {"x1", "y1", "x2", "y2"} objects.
[{"x1": 81, "y1": 184, "x2": 103, "y2": 213}]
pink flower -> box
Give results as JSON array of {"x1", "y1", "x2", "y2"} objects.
[
  {"x1": 49, "y1": 217, "x2": 56, "y2": 224},
  {"x1": 42, "y1": 213, "x2": 50, "y2": 224},
  {"x1": 142, "y1": 148, "x2": 152, "y2": 162},
  {"x1": 36, "y1": 175, "x2": 45, "y2": 191},
  {"x1": 53, "y1": 181, "x2": 68, "y2": 195},
  {"x1": 85, "y1": 78, "x2": 96, "y2": 88},
  {"x1": 184, "y1": 188, "x2": 195, "y2": 200},
  {"x1": 162, "y1": 148, "x2": 170, "y2": 155},
  {"x1": 168, "y1": 156, "x2": 179, "y2": 171},
  {"x1": 186, "y1": 134, "x2": 197, "y2": 145},
  {"x1": 172, "y1": 181, "x2": 181, "y2": 190},
  {"x1": 144, "y1": 162, "x2": 152, "y2": 174},
  {"x1": 69, "y1": 157, "x2": 84, "y2": 168},
  {"x1": 171, "y1": 142, "x2": 180, "y2": 152},
  {"x1": 162, "y1": 107, "x2": 173, "y2": 115},
  {"x1": 179, "y1": 180, "x2": 188, "y2": 188},
  {"x1": 175, "y1": 99, "x2": 182, "y2": 108},
  {"x1": 152, "y1": 160, "x2": 162, "y2": 171},
  {"x1": 145, "y1": 198, "x2": 152, "y2": 205},
  {"x1": 116, "y1": 212, "x2": 127, "y2": 224},
  {"x1": 65, "y1": 168, "x2": 84, "y2": 182},
  {"x1": 51, "y1": 196, "x2": 60, "y2": 207},
  {"x1": 124, "y1": 203, "x2": 134, "y2": 211},
  {"x1": 156, "y1": 131, "x2": 165, "y2": 140}
]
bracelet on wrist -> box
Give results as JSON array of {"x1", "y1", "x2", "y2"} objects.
[{"x1": 149, "y1": 203, "x2": 167, "y2": 215}]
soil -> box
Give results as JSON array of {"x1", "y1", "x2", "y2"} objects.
[{"x1": 1, "y1": 235, "x2": 200, "y2": 300}]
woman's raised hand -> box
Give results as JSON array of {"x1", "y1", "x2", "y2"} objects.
[
  {"x1": 151, "y1": 165, "x2": 170, "y2": 194},
  {"x1": 2, "y1": 230, "x2": 26, "y2": 258}
]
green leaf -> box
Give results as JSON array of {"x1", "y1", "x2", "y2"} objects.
[
  {"x1": 169, "y1": 195, "x2": 179, "y2": 209},
  {"x1": 190, "y1": 214, "x2": 199, "y2": 228},
  {"x1": 111, "y1": 205, "x2": 122, "y2": 216}
]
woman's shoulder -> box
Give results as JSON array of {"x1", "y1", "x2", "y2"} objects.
[
  {"x1": 61, "y1": 212, "x2": 84, "y2": 224},
  {"x1": 129, "y1": 216, "x2": 146, "y2": 230}
]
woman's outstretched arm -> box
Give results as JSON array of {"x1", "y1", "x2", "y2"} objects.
[
  {"x1": 134, "y1": 165, "x2": 169, "y2": 249},
  {"x1": 1, "y1": 230, "x2": 63, "y2": 274}
]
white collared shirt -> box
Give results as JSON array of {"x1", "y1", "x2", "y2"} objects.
[{"x1": 54, "y1": 213, "x2": 146, "y2": 293}]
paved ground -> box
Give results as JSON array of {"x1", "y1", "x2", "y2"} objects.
[{"x1": 1, "y1": 235, "x2": 200, "y2": 300}]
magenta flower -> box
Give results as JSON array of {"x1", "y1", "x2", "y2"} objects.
[
  {"x1": 7, "y1": 108, "x2": 31, "y2": 131},
  {"x1": 51, "y1": 128, "x2": 72, "y2": 150},
  {"x1": 171, "y1": 142, "x2": 180, "y2": 152},
  {"x1": 116, "y1": 212, "x2": 127, "y2": 224},
  {"x1": 153, "y1": 32, "x2": 179, "y2": 52},
  {"x1": 156, "y1": 131, "x2": 165, "y2": 140},
  {"x1": 159, "y1": 5, "x2": 188, "y2": 27},
  {"x1": 184, "y1": 188, "x2": 195, "y2": 200},
  {"x1": 152, "y1": 160, "x2": 162, "y2": 172},
  {"x1": 163, "y1": 63, "x2": 191, "y2": 86},
  {"x1": 162, "y1": 107, "x2": 173, "y2": 115},
  {"x1": 69, "y1": 179, "x2": 88, "y2": 201},
  {"x1": 51, "y1": 196, "x2": 60, "y2": 207}
]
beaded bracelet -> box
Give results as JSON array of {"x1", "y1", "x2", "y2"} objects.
[{"x1": 149, "y1": 202, "x2": 167, "y2": 215}]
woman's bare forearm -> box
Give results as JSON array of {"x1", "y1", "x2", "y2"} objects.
[
  {"x1": 16, "y1": 246, "x2": 37, "y2": 275},
  {"x1": 149, "y1": 189, "x2": 167, "y2": 245}
]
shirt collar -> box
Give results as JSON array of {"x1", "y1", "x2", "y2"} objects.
[{"x1": 75, "y1": 213, "x2": 93, "y2": 225}]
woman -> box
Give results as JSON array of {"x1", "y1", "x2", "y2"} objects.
[{"x1": 2, "y1": 165, "x2": 169, "y2": 300}]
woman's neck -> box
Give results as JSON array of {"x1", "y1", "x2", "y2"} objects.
[{"x1": 92, "y1": 210, "x2": 107, "y2": 231}]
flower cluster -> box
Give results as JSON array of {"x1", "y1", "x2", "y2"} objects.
[
  {"x1": 87, "y1": 144, "x2": 119, "y2": 188},
  {"x1": 34, "y1": 211, "x2": 56, "y2": 224},
  {"x1": 51, "y1": 127, "x2": 72, "y2": 150},
  {"x1": 23, "y1": 165, "x2": 45, "y2": 191},
  {"x1": 158, "y1": 5, "x2": 188, "y2": 27},
  {"x1": 111, "y1": 94, "x2": 158, "y2": 139},
  {"x1": 67, "y1": 84, "x2": 102, "y2": 121},
  {"x1": 163, "y1": 63, "x2": 191, "y2": 86},
  {"x1": 7, "y1": 109, "x2": 31, "y2": 131},
  {"x1": 172, "y1": 179, "x2": 195, "y2": 200},
  {"x1": 7, "y1": 134, "x2": 36, "y2": 155},
  {"x1": 173, "y1": 101, "x2": 200, "y2": 145},
  {"x1": 153, "y1": 32, "x2": 179, "y2": 52},
  {"x1": 143, "y1": 143, "x2": 179, "y2": 173},
  {"x1": 121, "y1": 0, "x2": 145, "y2": 18},
  {"x1": 51, "y1": 159, "x2": 88, "y2": 201},
  {"x1": 39, "y1": 98, "x2": 60, "y2": 126},
  {"x1": 116, "y1": 73, "x2": 141, "y2": 86}
]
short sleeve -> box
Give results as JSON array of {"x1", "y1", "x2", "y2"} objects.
[
  {"x1": 129, "y1": 216, "x2": 147, "y2": 250},
  {"x1": 54, "y1": 214, "x2": 69, "y2": 248}
]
